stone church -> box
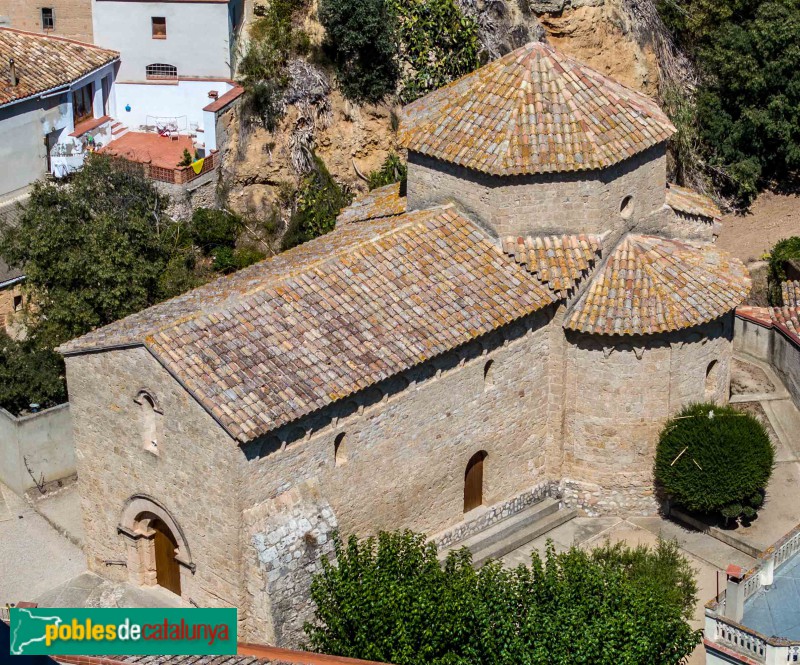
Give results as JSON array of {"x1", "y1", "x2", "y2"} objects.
[{"x1": 59, "y1": 42, "x2": 750, "y2": 645}]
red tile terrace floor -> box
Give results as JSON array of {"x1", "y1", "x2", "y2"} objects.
[{"x1": 99, "y1": 132, "x2": 195, "y2": 171}]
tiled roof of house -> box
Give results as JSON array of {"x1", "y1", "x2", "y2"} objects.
[
  {"x1": 501, "y1": 234, "x2": 602, "y2": 296},
  {"x1": 60, "y1": 207, "x2": 556, "y2": 442},
  {"x1": 782, "y1": 281, "x2": 800, "y2": 307},
  {"x1": 0, "y1": 28, "x2": 118, "y2": 107},
  {"x1": 564, "y1": 234, "x2": 750, "y2": 335},
  {"x1": 399, "y1": 41, "x2": 675, "y2": 176},
  {"x1": 336, "y1": 183, "x2": 407, "y2": 225},
  {"x1": 666, "y1": 183, "x2": 722, "y2": 220}
]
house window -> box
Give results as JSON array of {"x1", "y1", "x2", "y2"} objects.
[
  {"x1": 334, "y1": 432, "x2": 347, "y2": 467},
  {"x1": 620, "y1": 195, "x2": 635, "y2": 219},
  {"x1": 146, "y1": 63, "x2": 178, "y2": 80},
  {"x1": 72, "y1": 81, "x2": 94, "y2": 125},
  {"x1": 152, "y1": 17, "x2": 167, "y2": 39},
  {"x1": 483, "y1": 359, "x2": 494, "y2": 390},
  {"x1": 135, "y1": 391, "x2": 163, "y2": 455},
  {"x1": 41, "y1": 8, "x2": 55, "y2": 30},
  {"x1": 12, "y1": 295, "x2": 22, "y2": 312}
]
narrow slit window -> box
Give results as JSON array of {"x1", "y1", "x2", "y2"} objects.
[{"x1": 152, "y1": 17, "x2": 167, "y2": 39}]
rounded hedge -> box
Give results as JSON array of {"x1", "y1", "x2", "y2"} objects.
[{"x1": 654, "y1": 403, "x2": 775, "y2": 515}]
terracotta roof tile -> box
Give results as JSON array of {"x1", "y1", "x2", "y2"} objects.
[
  {"x1": 336, "y1": 183, "x2": 407, "y2": 225},
  {"x1": 0, "y1": 28, "x2": 119, "y2": 107},
  {"x1": 737, "y1": 305, "x2": 800, "y2": 344},
  {"x1": 501, "y1": 234, "x2": 602, "y2": 296},
  {"x1": 564, "y1": 234, "x2": 750, "y2": 335},
  {"x1": 782, "y1": 281, "x2": 800, "y2": 307},
  {"x1": 60, "y1": 207, "x2": 555, "y2": 441},
  {"x1": 399, "y1": 41, "x2": 675, "y2": 176},
  {"x1": 666, "y1": 183, "x2": 722, "y2": 220}
]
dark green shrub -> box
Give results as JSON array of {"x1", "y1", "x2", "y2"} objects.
[
  {"x1": 177, "y1": 148, "x2": 193, "y2": 167},
  {"x1": 367, "y1": 152, "x2": 407, "y2": 190},
  {"x1": 0, "y1": 332, "x2": 66, "y2": 415},
  {"x1": 190, "y1": 208, "x2": 242, "y2": 254},
  {"x1": 233, "y1": 246, "x2": 267, "y2": 270},
  {"x1": 281, "y1": 156, "x2": 352, "y2": 250},
  {"x1": 305, "y1": 530, "x2": 700, "y2": 665},
  {"x1": 654, "y1": 403, "x2": 775, "y2": 516},
  {"x1": 319, "y1": 0, "x2": 400, "y2": 104},
  {"x1": 767, "y1": 237, "x2": 800, "y2": 304}
]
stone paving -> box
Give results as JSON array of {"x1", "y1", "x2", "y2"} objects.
[
  {"x1": 0, "y1": 481, "x2": 85, "y2": 607},
  {"x1": 35, "y1": 571, "x2": 189, "y2": 609}
]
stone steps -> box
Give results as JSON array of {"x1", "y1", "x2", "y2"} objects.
[
  {"x1": 111, "y1": 121, "x2": 129, "y2": 138},
  {"x1": 441, "y1": 498, "x2": 577, "y2": 566}
]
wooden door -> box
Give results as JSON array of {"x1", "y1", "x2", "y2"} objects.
[
  {"x1": 152, "y1": 519, "x2": 181, "y2": 595},
  {"x1": 464, "y1": 451, "x2": 486, "y2": 513}
]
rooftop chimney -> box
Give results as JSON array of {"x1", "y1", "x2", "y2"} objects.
[
  {"x1": 723, "y1": 564, "x2": 745, "y2": 623},
  {"x1": 9, "y1": 57, "x2": 18, "y2": 86}
]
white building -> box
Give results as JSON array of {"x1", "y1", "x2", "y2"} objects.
[
  {"x1": 0, "y1": 27, "x2": 119, "y2": 199},
  {"x1": 91, "y1": 0, "x2": 244, "y2": 150}
]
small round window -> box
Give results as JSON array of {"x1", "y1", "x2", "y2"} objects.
[{"x1": 620, "y1": 195, "x2": 634, "y2": 219}]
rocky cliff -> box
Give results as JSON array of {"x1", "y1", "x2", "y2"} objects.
[{"x1": 221, "y1": 0, "x2": 675, "y2": 222}]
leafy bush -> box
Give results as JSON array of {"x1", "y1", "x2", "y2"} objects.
[
  {"x1": 190, "y1": 208, "x2": 242, "y2": 254},
  {"x1": 0, "y1": 332, "x2": 66, "y2": 415},
  {"x1": 657, "y1": 0, "x2": 800, "y2": 204},
  {"x1": 367, "y1": 152, "x2": 407, "y2": 190},
  {"x1": 389, "y1": 0, "x2": 480, "y2": 104},
  {"x1": 654, "y1": 403, "x2": 774, "y2": 517},
  {"x1": 305, "y1": 530, "x2": 700, "y2": 665},
  {"x1": 319, "y1": 0, "x2": 400, "y2": 104},
  {"x1": 767, "y1": 236, "x2": 800, "y2": 304},
  {"x1": 281, "y1": 156, "x2": 352, "y2": 250},
  {"x1": 211, "y1": 246, "x2": 266, "y2": 274}
]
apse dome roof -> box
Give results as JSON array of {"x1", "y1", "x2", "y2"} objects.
[{"x1": 400, "y1": 41, "x2": 676, "y2": 176}]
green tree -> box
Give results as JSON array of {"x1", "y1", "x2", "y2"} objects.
[
  {"x1": 318, "y1": 0, "x2": 400, "y2": 104},
  {"x1": 0, "y1": 332, "x2": 66, "y2": 414},
  {"x1": 0, "y1": 155, "x2": 196, "y2": 348},
  {"x1": 766, "y1": 236, "x2": 800, "y2": 304},
  {"x1": 282, "y1": 156, "x2": 352, "y2": 249},
  {"x1": 390, "y1": 0, "x2": 480, "y2": 104},
  {"x1": 657, "y1": 0, "x2": 800, "y2": 204},
  {"x1": 305, "y1": 530, "x2": 700, "y2": 665},
  {"x1": 654, "y1": 403, "x2": 775, "y2": 518}
]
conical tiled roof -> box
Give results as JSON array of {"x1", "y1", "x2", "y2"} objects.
[
  {"x1": 564, "y1": 235, "x2": 750, "y2": 336},
  {"x1": 400, "y1": 41, "x2": 676, "y2": 176}
]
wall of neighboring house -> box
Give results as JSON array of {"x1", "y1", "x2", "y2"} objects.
[
  {"x1": 93, "y1": 0, "x2": 239, "y2": 81},
  {"x1": 0, "y1": 403, "x2": 75, "y2": 496},
  {"x1": 0, "y1": 95, "x2": 67, "y2": 198},
  {"x1": 0, "y1": 0, "x2": 93, "y2": 43},
  {"x1": 0, "y1": 281, "x2": 24, "y2": 337}
]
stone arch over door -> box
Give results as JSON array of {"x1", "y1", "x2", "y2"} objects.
[{"x1": 118, "y1": 494, "x2": 194, "y2": 594}]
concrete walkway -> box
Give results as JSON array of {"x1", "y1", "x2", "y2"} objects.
[{"x1": 0, "y1": 481, "x2": 85, "y2": 607}]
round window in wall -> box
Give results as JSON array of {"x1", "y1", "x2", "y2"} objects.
[{"x1": 620, "y1": 195, "x2": 635, "y2": 219}]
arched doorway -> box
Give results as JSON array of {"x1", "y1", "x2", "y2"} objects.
[
  {"x1": 118, "y1": 494, "x2": 193, "y2": 595},
  {"x1": 464, "y1": 451, "x2": 487, "y2": 513},
  {"x1": 152, "y1": 518, "x2": 181, "y2": 595},
  {"x1": 705, "y1": 360, "x2": 720, "y2": 400}
]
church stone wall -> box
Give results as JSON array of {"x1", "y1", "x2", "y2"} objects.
[
  {"x1": 561, "y1": 316, "x2": 734, "y2": 515},
  {"x1": 64, "y1": 347, "x2": 242, "y2": 611},
  {"x1": 407, "y1": 145, "x2": 667, "y2": 238},
  {"x1": 240, "y1": 309, "x2": 558, "y2": 543}
]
